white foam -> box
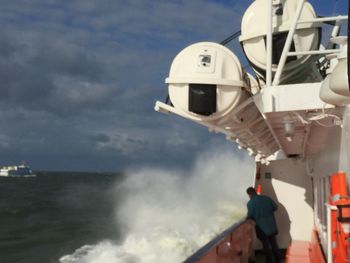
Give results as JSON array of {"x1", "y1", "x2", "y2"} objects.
[{"x1": 60, "y1": 148, "x2": 254, "y2": 263}]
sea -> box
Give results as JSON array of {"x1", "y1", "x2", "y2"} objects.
[
  {"x1": 0, "y1": 152, "x2": 253, "y2": 263},
  {"x1": 0, "y1": 172, "x2": 122, "y2": 263}
]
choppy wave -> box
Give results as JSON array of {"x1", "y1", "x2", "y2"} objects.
[{"x1": 60, "y1": 149, "x2": 254, "y2": 263}]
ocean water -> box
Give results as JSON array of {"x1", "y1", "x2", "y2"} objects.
[
  {"x1": 0, "y1": 151, "x2": 254, "y2": 263},
  {"x1": 0, "y1": 172, "x2": 121, "y2": 263}
]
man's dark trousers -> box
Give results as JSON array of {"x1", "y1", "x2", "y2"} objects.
[{"x1": 255, "y1": 225, "x2": 281, "y2": 263}]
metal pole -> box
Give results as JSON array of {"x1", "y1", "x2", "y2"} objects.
[
  {"x1": 287, "y1": 49, "x2": 342, "y2": 56},
  {"x1": 266, "y1": 0, "x2": 273, "y2": 87},
  {"x1": 347, "y1": 0, "x2": 350, "y2": 93},
  {"x1": 297, "y1": 15, "x2": 348, "y2": 24},
  {"x1": 326, "y1": 204, "x2": 333, "y2": 263},
  {"x1": 272, "y1": 0, "x2": 306, "y2": 86}
]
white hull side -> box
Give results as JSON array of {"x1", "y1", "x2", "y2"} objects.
[
  {"x1": 0, "y1": 174, "x2": 36, "y2": 177},
  {"x1": 258, "y1": 158, "x2": 314, "y2": 249}
]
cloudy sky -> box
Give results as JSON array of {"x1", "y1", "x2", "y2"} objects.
[{"x1": 0, "y1": 0, "x2": 347, "y2": 171}]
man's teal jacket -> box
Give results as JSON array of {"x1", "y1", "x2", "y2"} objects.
[{"x1": 247, "y1": 194, "x2": 278, "y2": 236}]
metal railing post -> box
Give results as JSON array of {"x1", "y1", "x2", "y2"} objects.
[
  {"x1": 266, "y1": 0, "x2": 273, "y2": 87},
  {"x1": 272, "y1": 0, "x2": 306, "y2": 86}
]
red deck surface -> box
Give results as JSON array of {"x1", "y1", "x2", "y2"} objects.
[{"x1": 286, "y1": 241, "x2": 311, "y2": 263}]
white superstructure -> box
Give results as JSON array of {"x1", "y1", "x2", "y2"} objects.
[
  {"x1": 155, "y1": 0, "x2": 349, "y2": 262},
  {"x1": 0, "y1": 165, "x2": 36, "y2": 177}
]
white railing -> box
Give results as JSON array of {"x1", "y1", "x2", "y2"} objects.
[{"x1": 265, "y1": 0, "x2": 348, "y2": 86}]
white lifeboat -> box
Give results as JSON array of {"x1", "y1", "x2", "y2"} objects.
[
  {"x1": 163, "y1": 42, "x2": 279, "y2": 157},
  {"x1": 166, "y1": 42, "x2": 248, "y2": 122},
  {"x1": 239, "y1": 0, "x2": 321, "y2": 84}
]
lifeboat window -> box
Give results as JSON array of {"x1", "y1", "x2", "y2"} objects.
[{"x1": 189, "y1": 84, "x2": 217, "y2": 116}]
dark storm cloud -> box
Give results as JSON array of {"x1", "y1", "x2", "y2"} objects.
[
  {"x1": 30, "y1": 42, "x2": 103, "y2": 82},
  {"x1": 0, "y1": 0, "x2": 248, "y2": 170},
  {"x1": 0, "y1": 32, "x2": 19, "y2": 58},
  {"x1": 90, "y1": 133, "x2": 110, "y2": 143},
  {"x1": 0, "y1": 26, "x2": 114, "y2": 116}
]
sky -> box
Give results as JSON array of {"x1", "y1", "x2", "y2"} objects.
[{"x1": 0, "y1": 0, "x2": 347, "y2": 171}]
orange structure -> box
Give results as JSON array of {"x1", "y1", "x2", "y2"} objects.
[
  {"x1": 184, "y1": 220, "x2": 254, "y2": 263},
  {"x1": 329, "y1": 172, "x2": 350, "y2": 263},
  {"x1": 285, "y1": 229, "x2": 325, "y2": 263},
  {"x1": 256, "y1": 184, "x2": 262, "y2": 195}
]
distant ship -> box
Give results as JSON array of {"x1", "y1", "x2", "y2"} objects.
[{"x1": 0, "y1": 165, "x2": 36, "y2": 177}]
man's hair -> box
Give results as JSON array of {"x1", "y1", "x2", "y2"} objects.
[{"x1": 246, "y1": 187, "x2": 257, "y2": 195}]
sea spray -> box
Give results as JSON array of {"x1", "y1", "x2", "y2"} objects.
[{"x1": 60, "y1": 149, "x2": 254, "y2": 263}]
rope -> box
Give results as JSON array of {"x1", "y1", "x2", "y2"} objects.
[{"x1": 220, "y1": 30, "x2": 241, "y2": 46}]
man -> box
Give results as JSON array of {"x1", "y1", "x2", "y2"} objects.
[{"x1": 246, "y1": 187, "x2": 281, "y2": 263}]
